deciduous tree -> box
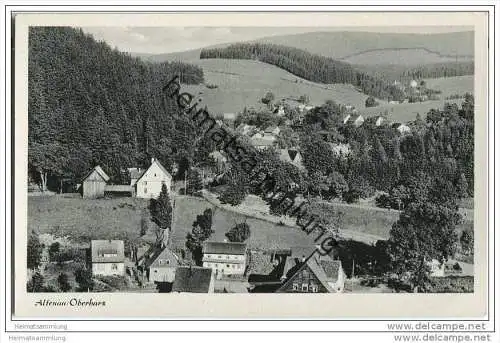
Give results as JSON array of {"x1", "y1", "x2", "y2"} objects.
[
  {"x1": 186, "y1": 208, "x2": 214, "y2": 265},
  {"x1": 225, "y1": 222, "x2": 251, "y2": 242}
]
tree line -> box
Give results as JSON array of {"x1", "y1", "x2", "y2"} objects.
[{"x1": 28, "y1": 26, "x2": 207, "y2": 191}]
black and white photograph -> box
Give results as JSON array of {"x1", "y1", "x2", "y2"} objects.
[{"x1": 24, "y1": 22, "x2": 478, "y2": 296}]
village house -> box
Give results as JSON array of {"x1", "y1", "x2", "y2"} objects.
[
  {"x1": 127, "y1": 167, "x2": 145, "y2": 186},
  {"x1": 90, "y1": 240, "x2": 125, "y2": 276},
  {"x1": 250, "y1": 136, "x2": 276, "y2": 150},
  {"x1": 171, "y1": 266, "x2": 215, "y2": 293},
  {"x1": 364, "y1": 115, "x2": 386, "y2": 128},
  {"x1": 277, "y1": 246, "x2": 346, "y2": 293},
  {"x1": 329, "y1": 143, "x2": 351, "y2": 156},
  {"x1": 264, "y1": 125, "x2": 281, "y2": 136},
  {"x1": 343, "y1": 114, "x2": 351, "y2": 125},
  {"x1": 279, "y1": 149, "x2": 304, "y2": 170},
  {"x1": 375, "y1": 116, "x2": 385, "y2": 126},
  {"x1": 81, "y1": 158, "x2": 171, "y2": 199},
  {"x1": 273, "y1": 105, "x2": 285, "y2": 116},
  {"x1": 350, "y1": 114, "x2": 365, "y2": 127},
  {"x1": 392, "y1": 123, "x2": 412, "y2": 135},
  {"x1": 144, "y1": 246, "x2": 179, "y2": 283},
  {"x1": 81, "y1": 165, "x2": 110, "y2": 198},
  {"x1": 202, "y1": 241, "x2": 247, "y2": 278},
  {"x1": 133, "y1": 158, "x2": 172, "y2": 199}
]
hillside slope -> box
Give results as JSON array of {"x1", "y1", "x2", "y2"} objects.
[
  {"x1": 138, "y1": 31, "x2": 474, "y2": 65},
  {"x1": 257, "y1": 31, "x2": 474, "y2": 62},
  {"x1": 179, "y1": 59, "x2": 377, "y2": 114}
]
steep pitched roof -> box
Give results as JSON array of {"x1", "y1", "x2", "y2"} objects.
[
  {"x1": 128, "y1": 168, "x2": 145, "y2": 180},
  {"x1": 91, "y1": 240, "x2": 125, "y2": 263},
  {"x1": 82, "y1": 165, "x2": 110, "y2": 183},
  {"x1": 203, "y1": 242, "x2": 247, "y2": 255},
  {"x1": 136, "y1": 158, "x2": 172, "y2": 184},
  {"x1": 278, "y1": 249, "x2": 343, "y2": 293},
  {"x1": 172, "y1": 266, "x2": 213, "y2": 293},
  {"x1": 148, "y1": 247, "x2": 179, "y2": 269}
]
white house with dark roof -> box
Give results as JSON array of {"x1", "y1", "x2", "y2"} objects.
[
  {"x1": 90, "y1": 240, "x2": 125, "y2": 276},
  {"x1": 145, "y1": 246, "x2": 179, "y2": 283},
  {"x1": 250, "y1": 136, "x2": 276, "y2": 150},
  {"x1": 134, "y1": 158, "x2": 172, "y2": 199},
  {"x1": 202, "y1": 242, "x2": 247, "y2": 277},
  {"x1": 264, "y1": 125, "x2": 281, "y2": 136}
]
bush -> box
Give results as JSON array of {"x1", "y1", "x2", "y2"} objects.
[
  {"x1": 48, "y1": 242, "x2": 61, "y2": 261},
  {"x1": 365, "y1": 96, "x2": 379, "y2": 108},
  {"x1": 57, "y1": 272, "x2": 72, "y2": 292},
  {"x1": 429, "y1": 276, "x2": 473, "y2": 293},
  {"x1": 54, "y1": 247, "x2": 85, "y2": 264},
  {"x1": 95, "y1": 275, "x2": 129, "y2": 290}
]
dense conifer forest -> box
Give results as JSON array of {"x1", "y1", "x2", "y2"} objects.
[{"x1": 28, "y1": 27, "x2": 206, "y2": 190}]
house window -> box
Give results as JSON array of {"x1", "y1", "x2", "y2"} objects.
[
  {"x1": 301, "y1": 283, "x2": 308, "y2": 292},
  {"x1": 144, "y1": 181, "x2": 147, "y2": 185},
  {"x1": 292, "y1": 283, "x2": 299, "y2": 291},
  {"x1": 226, "y1": 264, "x2": 230, "y2": 268},
  {"x1": 111, "y1": 263, "x2": 118, "y2": 270},
  {"x1": 218, "y1": 255, "x2": 222, "y2": 259},
  {"x1": 310, "y1": 284, "x2": 318, "y2": 292},
  {"x1": 144, "y1": 188, "x2": 147, "y2": 194},
  {"x1": 154, "y1": 173, "x2": 157, "y2": 177}
]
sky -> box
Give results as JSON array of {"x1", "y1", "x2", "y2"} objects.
[{"x1": 81, "y1": 26, "x2": 472, "y2": 55}]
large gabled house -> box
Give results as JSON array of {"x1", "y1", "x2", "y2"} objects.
[
  {"x1": 144, "y1": 246, "x2": 179, "y2": 283},
  {"x1": 277, "y1": 246, "x2": 346, "y2": 293},
  {"x1": 132, "y1": 158, "x2": 172, "y2": 199},
  {"x1": 90, "y1": 240, "x2": 125, "y2": 276},
  {"x1": 202, "y1": 241, "x2": 247, "y2": 278}
]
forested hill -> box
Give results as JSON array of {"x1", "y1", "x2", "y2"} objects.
[
  {"x1": 28, "y1": 27, "x2": 205, "y2": 189},
  {"x1": 199, "y1": 43, "x2": 406, "y2": 101}
]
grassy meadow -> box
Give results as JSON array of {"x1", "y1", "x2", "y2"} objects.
[
  {"x1": 28, "y1": 194, "x2": 473, "y2": 253},
  {"x1": 423, "y1": 75, "x2": 474, "y2": 98},
  {"x1": 28, "y1": 195, "x2": 154, "y2": 244},
  {"x1": 180, "y1": 59, "x2": 377, "y2": 115},
  {"x1": 358, "y1": 98, "x2": 466, "y2": 123}
]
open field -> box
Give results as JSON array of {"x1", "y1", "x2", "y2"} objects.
[
  {"x1": 424, "y1": 75, "x2": 474, "y2": 98},
  {"x1": 29, "y1": 193, "x2": 473, "y2": 254},
  {"x1": 170, "y1": 196, "x2": 318, "y2": 251},
  {"x1": 358, "y1": 98, "x2": 465, "y2": 123},
  {"x1": 28, "y1": 195, "x2": 154, "y2": 244},
  {"x1": 180, "y1": 59, "x2": 380, "y2": 115}
]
